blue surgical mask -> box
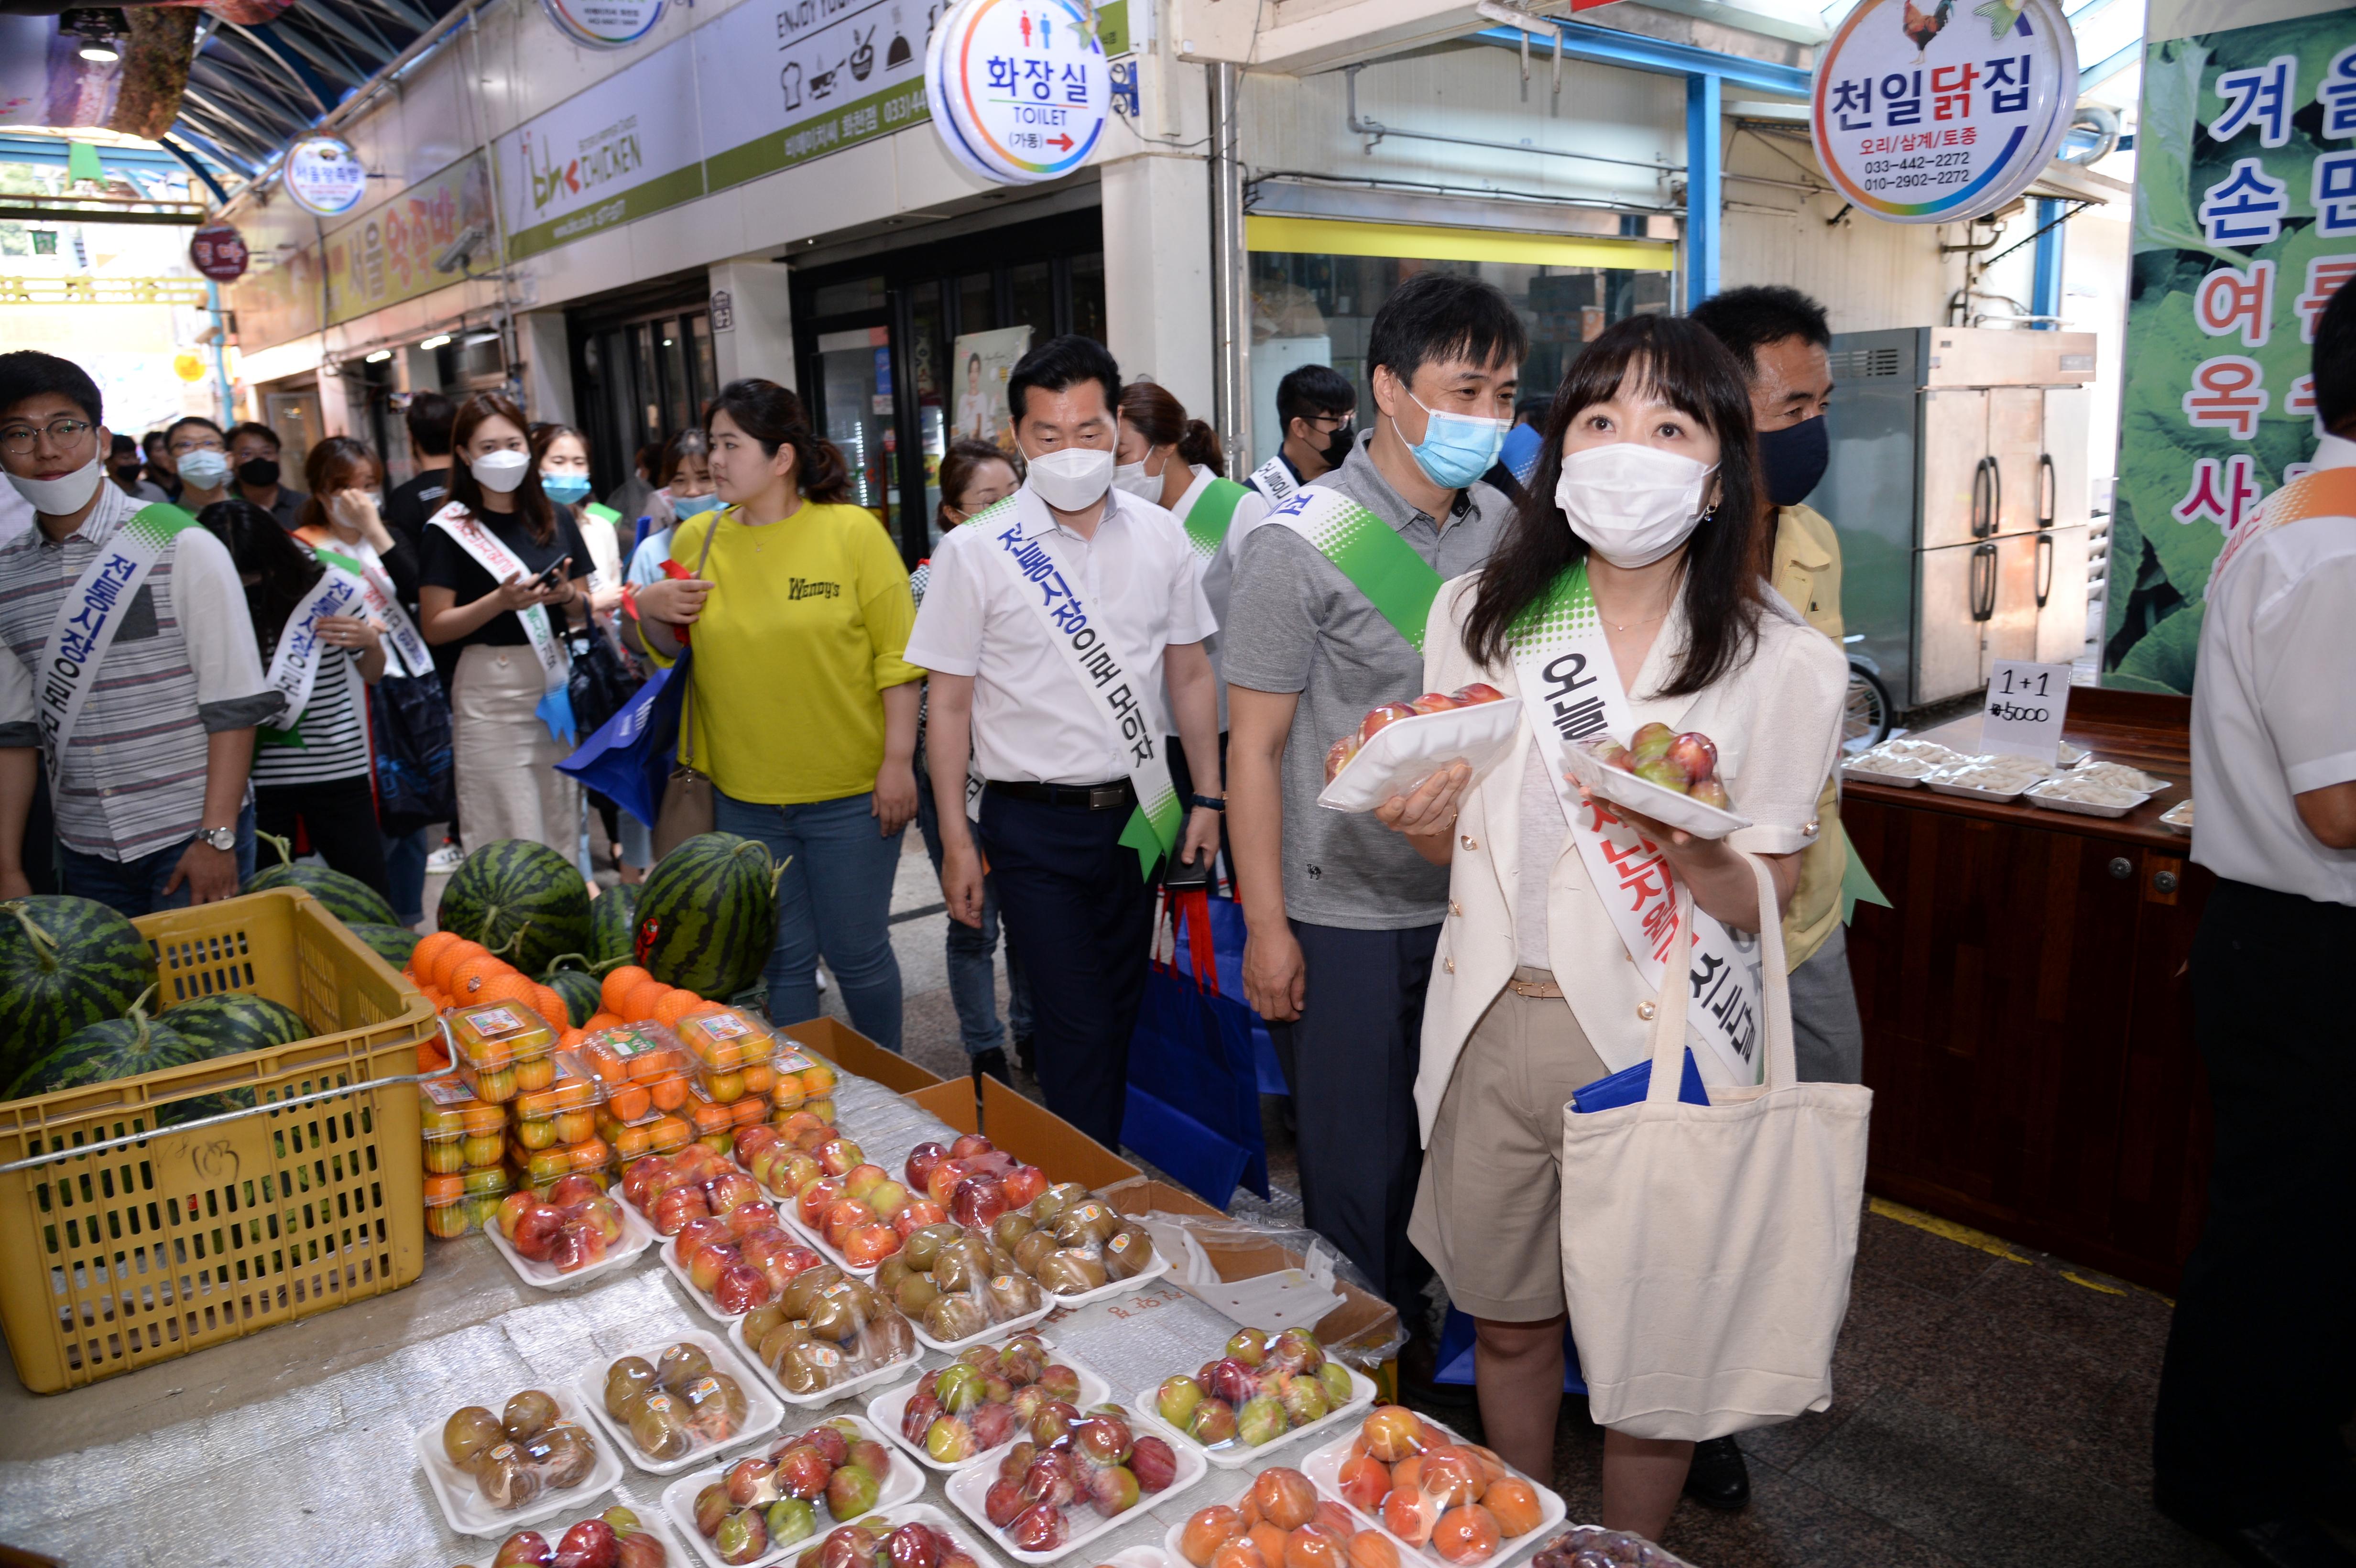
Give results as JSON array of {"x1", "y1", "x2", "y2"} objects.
[
  {"x1": 672, "y1": 492, "x2": 721, "y2": 518},
  {"x1": 1403, "y1": 393, "x2": 1509, "y2": 490},
  {"x1": 541, "y1": 472, "x2": 591, "y2": 505}
]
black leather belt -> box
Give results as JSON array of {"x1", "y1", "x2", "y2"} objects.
[{"x1": 985, "y1": 779, "x2": 1136, "y2": 810}]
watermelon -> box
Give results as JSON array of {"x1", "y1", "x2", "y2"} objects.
[
  {"x1": 437, "y1": 839, "x2": 593, "y2": 978},
  {"x1": 164, "y1": 992, "x2": 312, "y2": 1060},
  {"x1": 0, "y1": 896, "x2": 156, "y2": 1094},
  {"x1": 543, "y1": 966, "x2": 602, "y2": 1027},
  {"x1": 246, "y1": 832, "x2": 400, "y2": 927},
  {"x1": 9, "y1": 986, "x2": 198, "y2": 1100},
  {"x1": 347, "y1": 923, "x2": 421, "y2": 969},
  {"x1": 590, "y1": 882, "x2": 640, "y2": 965},
  {"x1": 633, "y1": 833, "x2": 782, "y2": 1000}
]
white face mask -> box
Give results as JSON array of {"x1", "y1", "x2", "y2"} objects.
[
  {"x1": 1111, "y1": 457, "x2": 1160, "y2": 501},
  {"x1": 175, "y1": 448, "x2": 230, "y2": 490},
  {"x1": 1554, "y1": 442, "x2": 1718, "y2": 569},
  {"x1": 470, "y1": 448, "x2": 531, "y2": 494},
  {"x1": 1024, "y1": 445, "x2": 1115, "y2": 512},
  {"x1": 6, "y1": 456, "x2": 106, "y2": 516}
]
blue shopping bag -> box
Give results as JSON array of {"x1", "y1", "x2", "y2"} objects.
[
  {"x1": 555, "y1": 649, "x2": 691, "y2": 827},
  {"x1": 1169, "y1": 892, "x2": 1289, "y2": 1097},
  {"x1": 1123, "y1": 890, "x2": 1273, "y2": 1206}
]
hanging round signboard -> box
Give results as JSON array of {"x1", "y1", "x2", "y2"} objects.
[
  {"x1": 283, "y1": 135, "x2": 368, "y2": 218},
  {"x1": 1810, "y1": 0, "x2": 2076, "y2": 225},
  {"x1": 538, "y1": 0, "x2": 665, "y2": 50},
  {"x1": 189, "y1": 221, "x2": 249, "y2": 282},
  {"x1": 928, "y1": 0, "x2": 1110, "y2": 186}
]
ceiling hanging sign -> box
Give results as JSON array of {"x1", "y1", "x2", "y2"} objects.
[
  {"x1": 926, "y1": 0, "x2": 1110, "y2": 185},
  {"x1": 1811, "y1": 0, "x2": 2076, "y2": 225},
  {"x1": 283, "y1": 134, "x2": 368, "y2": 217},
  {"x1": 539, "y1": 0, "x2": 665, "y2": 50},
  {"x1": 188, "y1": 221, "x2": 249, "y2": 281}
]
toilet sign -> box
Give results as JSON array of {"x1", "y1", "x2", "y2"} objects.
[{"x1": 926, "y1": 0, "x2": 1110, "y2": 185}]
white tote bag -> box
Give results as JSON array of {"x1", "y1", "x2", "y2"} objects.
[{"x1": 1558, "y1": 854, "x2": 1873, "y2": 1441}]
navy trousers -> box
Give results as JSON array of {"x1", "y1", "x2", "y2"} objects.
[
  {"x1": 977, "y1": 787, "x2": 1156, "y2": 1150},
  {"x1": 1270, "y1": 918, "x2": 1440, "y2": 1314}
]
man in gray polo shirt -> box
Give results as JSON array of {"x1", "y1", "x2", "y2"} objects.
[{"x1": 1224, "y1": 273, "x2": 1527, "y2": 1351}]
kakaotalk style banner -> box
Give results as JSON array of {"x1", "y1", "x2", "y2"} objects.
[{"x1": 2106, "y1": 0, "x2": 2356, "y2": 692}]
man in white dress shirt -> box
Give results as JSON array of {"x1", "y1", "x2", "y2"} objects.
[
  {"x1": 2153, "y1": 280, "x2": 2356, "y2": 1568},
  {"x1": 908, "y1": 334, "x2": 1224, "y2": 1149}
]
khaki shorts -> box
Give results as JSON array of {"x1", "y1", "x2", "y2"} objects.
[{"x1": 1409, "y1": 970, "x2": 1609, "y2": 1322}]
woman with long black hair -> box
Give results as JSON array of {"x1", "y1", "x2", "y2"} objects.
[
  {"x1": 418, "y1": 392, "x2": 595, "y2": 862},
  {"x1": 1378, "y1": 314, "x2": 1846, "y2": 1541}
]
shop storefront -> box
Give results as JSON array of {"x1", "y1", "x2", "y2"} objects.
[{"x1": 567, "y1": 272, "x2": 723, "y2": 498}]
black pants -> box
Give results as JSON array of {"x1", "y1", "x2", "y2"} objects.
[
  {"x1": 2153, "y1": 877, "x2": 2356, "y2": 1526},
  {"x1": 978, "y1": 786, "x2": 1156, "y2": 1150},
  {"x1": 1270, "y1": 918, "x2": 1440, "y2": 1314},
  {"x1": 254, "y1": 775, "x2": 394, "y2": 903}
]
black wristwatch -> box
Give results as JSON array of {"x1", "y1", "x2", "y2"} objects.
[{"x1": 1189, "y1": 794, "x2": 1225, "y2": 812}]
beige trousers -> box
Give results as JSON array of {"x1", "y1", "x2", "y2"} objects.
[{"x1": 451, "y1": 642, "x2": 582, "y2": 860}]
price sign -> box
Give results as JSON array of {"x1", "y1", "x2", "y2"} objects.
[{"x1": 1980, "y1": 660, "x2": 2072, "y2": 765}]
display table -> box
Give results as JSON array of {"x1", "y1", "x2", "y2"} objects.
[{"x1": 1842, "y1": 687, "x2": 2212, "y2": 1293}]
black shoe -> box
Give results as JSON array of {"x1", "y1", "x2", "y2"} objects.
[
  {"x1": 971, "y1": 1048, "x2": 1012, "y2": 1089},
  {"x1": 1014, "y1": 1034, "x2": 1036, "y2": 1075},
  {"x1": 1682, "y1": 1436, "x2": 1751, "y2": 1512}
]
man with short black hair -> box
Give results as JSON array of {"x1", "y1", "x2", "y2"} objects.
[
  {"x1": 0, "y1": 351, "x2": 273, "y2": 915},
  {"x1": 1225, "y1": 272, "x2": 1525, "y2": 1350},
  {"x1": 908, "y1": 334, "x2": 1224, "y2": 1148},
  {"x1": 226, "y1": 419, "x2": 307, "y2": 530},
  {"x1": 1249, "y1": 364, "x2": 1359, "y2": 504},
  {"x1": 107, "y1": 432, "x2": 168, "y2": 503},
  {"x1": 2153, "y1": 279, "x2": 2356, "y2": 1568},
  {"x1": 383, "y1": 391, "x2": 456, "y2": 588},
  {"x1": 140, "y1": 429, "x2": 180, "y2": 501}
]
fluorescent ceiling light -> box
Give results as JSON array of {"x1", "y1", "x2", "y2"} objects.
[
  {"x1": 365, "y1": 349, "x2": 393, "y2": 362},
  {"x1": 419, "y1": 334, "x2": 451, "y2": 349}
]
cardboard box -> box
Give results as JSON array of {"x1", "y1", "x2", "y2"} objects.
[
  {"x1": 1101, "y1": 1177, "x2": 1400, "y2": 1365},
  {"x1": 781, "y1": 1016, "x2": 944, "y2": 1094}
]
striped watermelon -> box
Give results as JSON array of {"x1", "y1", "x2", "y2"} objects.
[
  {"x1": 0, "y1": 896, "x2": 156, "y2": 1094},
  {"x1": 347, "y1": 923, "x2": 421, "y2": 969},
  {"x1": 543, "y1": 966, "x2": 601, "y2": 1027},
  {"x1": 633, "y1": 833, "x2": 782, "y2": 1000},
  {"x1": 437, "y1": 839, "x2": 593, "y2": 978},
  {"x1": 246, "y1": 832, "x2": 400, "y2": 927},
  {"x1": 165, "y1": 992, "x2": 312, "y2": 1060},
  {"x1": 10, "y1": 986, "x2": 198, "y2": 1100},
  {"x1": 590, "y1": 882, "x2": 640, "y2": 965}
]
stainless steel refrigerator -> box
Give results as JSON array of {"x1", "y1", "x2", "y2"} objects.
[{"x1": 1812, "y1": 327, "x2": 2098, "y2": 709}]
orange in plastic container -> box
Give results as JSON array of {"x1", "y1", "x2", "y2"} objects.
[
  {"x1": 450, "y1": 1000, "x2": 558, "y2": 1071},
  {"x1": 646, "y1": 1113, "x2": 693, "y2": 1155},
  {"x1": 688, "y1": 1099, "x2": 732, "y2": 1137},
  {"x1": 511, "y1": 1051, "x2": 602, "y2": 1121},
  {"x1": 676, "y1": 1006, "x2": 779, "y2": 1071}
]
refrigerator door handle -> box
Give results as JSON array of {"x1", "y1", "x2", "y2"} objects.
[
  {"x1": 2035, "y1": 531, "x2": 2055, "y2": 608},
  {"x1": 2037, "y1": 453, "x2": 2056, "y2": 530},
  {"x1": 1971, "y1": 541, "x2": 1998, "y2": 622},
  {"x1": 1972, "y1": 455, "x2": 2000, "y2": 538}
]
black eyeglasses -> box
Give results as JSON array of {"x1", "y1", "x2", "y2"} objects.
[{"x1": 0, "y1": 418, "x2": 93, "y2": 456}]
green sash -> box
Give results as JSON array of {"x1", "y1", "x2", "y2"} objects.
[
  {"x1": 1180, "y1": 477, "x2": 1251, "y2": 561},
  {"x1": 1263, "y1": 486, "x2": 1445, "y2": 653}
]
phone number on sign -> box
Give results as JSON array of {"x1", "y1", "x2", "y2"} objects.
[
  {"x1": 1861, "y1": 168, "x2": 1974, "y2": 192},
  {"x1": 1860, "y1": 153, "x2": 1972, "y2": 174}
]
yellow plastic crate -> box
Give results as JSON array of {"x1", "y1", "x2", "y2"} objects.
[{"x1": 0, "y1": 888, "x2": 435, "y2": 1394}]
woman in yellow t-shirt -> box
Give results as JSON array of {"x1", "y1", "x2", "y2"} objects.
[{"x1": 633, "y1": 380, "x2": 923, "y2": 1048}]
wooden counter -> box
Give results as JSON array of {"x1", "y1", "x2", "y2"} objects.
[{"x1": 1841, "y1": 688, "x2": 2212, "y2": 1294}]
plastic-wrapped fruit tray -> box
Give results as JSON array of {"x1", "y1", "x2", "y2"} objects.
[
  {"x1": 1299, "y1": 1415, "x2": 1566, "y2": 1568},
  {"x1": 412, "y1": 1386, "x2": 627, "y2": 1539},
  {"x1": 1103, "y1": 1550, "x2": 1177, "y2": 1568},
  {"x1": 659, "y1": 1423, "x2": 928, "y2": 1568},
  {"x1": 485, "y1": 1200, "x2": 657, "y2": 1291},
  {"x1": 659, "y1": 1232, "x2": 754, "y2": 1325},
  {"x1": 908, "y1": 1296, "x2": 1054, "y2": 1356},
  {"x1": 732, "y1": 1316, "x2": 924, "y2": 1409},
  {"x1": 1317, "y1": 699, "x2": 1520, "y2": 814},
  {"x1": 868, "y1": 1340, "x2": 1112, "y2": 1471},
  {"x1": 783, "y1": 1207, "x2": 886, "y2": 1279},
  {"x1": 1039, "y1": 1248, "x2": 1171, "y2": 1308},
  {"x1": 573, "y1": 1328, "x2": 785, "y2": 1476},
  {"x1": 1129, "y1": 1363, "x2": 1376, "y2": 1471},
  {"x1": 1560, "y1": 745, "x2": 1751, "y2": 840},
  {"x1": 943, "y1": 1403, "x2": 1208, "y2": 1564}
]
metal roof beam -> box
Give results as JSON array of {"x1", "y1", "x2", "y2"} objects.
[{"x1": 1471, "y1": 18, "x2": 1811, "y2": 98}]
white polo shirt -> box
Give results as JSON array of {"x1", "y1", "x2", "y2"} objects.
[
  {"x1": 906, "y1": 484, "x2": 1216, "y2": 785},
  {"x1": 2190, "y1": 432, "x2": 2356, "y2": 906}
]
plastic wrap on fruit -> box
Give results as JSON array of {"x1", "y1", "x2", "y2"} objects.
[
  {"x1": 1579, "y1": 724, "x2": 1732, "y2": 809},
  {"x1": 626, "y1": 1390, "x2": 695, "y2": 1461},
  {"x1": 521, "y1": 1420, "x2": 599, "y2": 1489},
  {"x1": 1338, "y1": 1406, "x2": 1549, "y2": 1563},
  {"x1": 469, "y1": 1440, "x2": 545, "y2": 1510},
  {"x1": 446, "y1": 1405, "x2": 506, "y2": 1467},
  {"x1": 678, "y1": 1371, "x2": 748, "y2": 1442},
  {"x1": 1154, "y1": 1327, "x2": 1355, "y2": 1451},
  {"x1": 1531, "y1": 1527, "x2": 1680, "y2": 1568}
]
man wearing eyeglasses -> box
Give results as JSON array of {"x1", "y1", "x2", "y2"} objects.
[{"x1": 0, "y1": 352, "x2": 275, "y2": 915}]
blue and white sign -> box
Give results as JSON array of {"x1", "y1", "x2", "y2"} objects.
[
  {"x1": 284, "y1": 135, "x2": 368, "y2": 217},
  {"x1": 926, "y1": 0, "x2": 1109, "y2": 185},
  {"x1": 539, "y1": 0, "x2": 665, "y2": 49}
]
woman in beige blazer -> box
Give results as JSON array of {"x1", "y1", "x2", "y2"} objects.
[{"x1": 1375, "y1": 315, "x2": 1846, "y2": 1540}]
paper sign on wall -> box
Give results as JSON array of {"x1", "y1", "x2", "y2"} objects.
[{"x1": 1980, "y1": 660, "x2": 2073, "y2": 765}]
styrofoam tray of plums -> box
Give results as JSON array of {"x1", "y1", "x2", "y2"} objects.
[
  {"x1": 483, "y1": 1503, "x2": 689, "y2": 1568},
  {"x1": 681, "y1": 1503, "x2": 1010, "y2": 1568},
  {"x1": 733, "y1": 1282, "x2": 924, "y2": 1407},
  {"x1": 415, "y1": 1385, "x2": 628, "y2": 1538},
  {"x1": 1300, "y1": 1408, "x2": 1564, "y2": 1568},
  {"x1": 944, "y1": 1401, "x2": 1205, "y2": 1564},
  {"x1": 661, "y1": 1414, "x2": 925, "y2": 1568},
  {"x1": 1527, "y1": 1525, "x2": 1693, "y2": 1568},
  {"x1": 869, "y1": 1332, "x2": 1112, "y2": 1471},
  {"x1": 577, "y1": 1330, "x2": 786, "y2": 1476},
  {"x1": 1165, "y1": 1464, "x2": 1412, "y2": 1568},
  {"x1": 1562, "y1": 727, "x2": 1750, "y2": 839},
  {"x1": 1132, "y1": 1328, "x2": 1377, "y2": 1470},
  {"x1": 1318, "y1": 686, "x2": 1520, "y2": 814},
  {"x1": 997, "y1": 1188, "x2": 1170, "y2": 1307},
  {"x1": 486, "y1": 1174, "x2": 660, "y2": 1290}
]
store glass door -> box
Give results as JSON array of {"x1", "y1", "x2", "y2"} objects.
[{"x1": 816, "y1": 324, "x2": 899, "y2": 538}]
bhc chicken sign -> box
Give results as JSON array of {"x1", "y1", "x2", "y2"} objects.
[{"x1": 1811, "y1": 0, "x2": 2076, "y2": 224}]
